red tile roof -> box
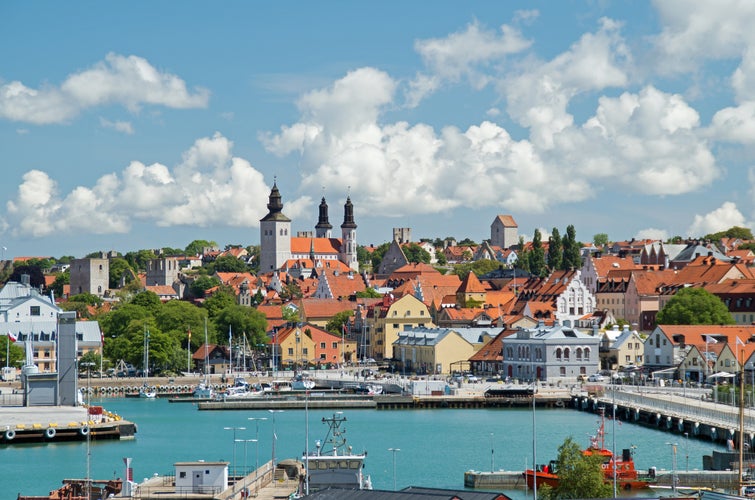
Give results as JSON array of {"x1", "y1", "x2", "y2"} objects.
[{"x1": 290, "y1": 237, "x2": 341, "y2": 255}]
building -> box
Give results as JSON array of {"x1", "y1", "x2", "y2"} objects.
[
  {"x1": 490, "y1": 215, "x2": 518, "y2": 249},
  {"x1": 502, "y1": 321, "x2": 600, "y2": 382},
  {"x1": 259, "y1": 184, "x2": 358, "y2": 273},
  {"x1": 392, "y1": 326, "x2": 490, "y2": 375},
  {"x1": 145, "y1": 256, "x2": 182, "y2": 287},
  {"x1": 367, "y1": 294, "x2": 435, "y2": 360},
  {"x1": 69, "y1": 256, "x2": 109, "y2": 297},
  {"x1": 598, "y1": 325, "x2": 645, "y2": 371}
]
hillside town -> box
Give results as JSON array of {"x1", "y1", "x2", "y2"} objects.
[{"x1": 3, "y1": 182, "x2": 755, "y2": 389}]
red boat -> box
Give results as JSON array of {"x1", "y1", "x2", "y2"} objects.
[{"x1": 523, "y1": 409, "x2": 655, "y2": 491}]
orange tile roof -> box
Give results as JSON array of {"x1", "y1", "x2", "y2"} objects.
[
  {"x1": 317, "y1": 269, "x2": 367, "y2": 299},
  {"x1": 591, "y1": 254, "x2": 640, "y2": 278},
  {"x1": 656, "y1": 324, "x2": 755, "y2": 350},
  {"x1": 495, "y1": 214, "x2": 517, "y2": 227},
  {"x1": 145, "y1": 285, "x2": 179, "y2": 297},
  {"x1": 290, "y1": 237, "x2": 341, "y2": 255},
  {"x1": 457, "y1": 271, "x2": 486, "y2": 294},
  {"x1": 668, "y1": 256, "x2": 754, "y2": 286},
  {"x1": 297, "y1": 298, "x2": 357, "y2": 319}
]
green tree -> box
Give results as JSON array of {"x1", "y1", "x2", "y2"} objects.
[
  {"x1": 529, "y1": 229, "x2": 547, "y2": 277},
  {"x1": 515, "y1": 236, "x2": 530, "y2": 272},
  {"x1": 562, "y1": 224, "x2": 582, "y2": 270},
  {"x1": 50, "y1": 272, "x2": 70, "y2": 298},
  {"x1": 202, "y1": 288, "x2": 237, "y2": 321},
  {"x1": 593, "y1": 233, "x2": 609, "y2": 248},
  {"x1": 59, "y1": 301, "x2": 93, "y2": 319},
  {"x1": 704, "y1": 226, "x2": 754, "y2": 241},
  {"x1": 435, "y1": 252, "x2": 447, "y2": 266},
  {"x1": 130, "y1": 290, "x2": 162, "y2": 314},
  {"x1": 403, "y1": 243, "x2": 431, "y2": 264},
  {"x1": 185, "y1": 239, "x2": 217, "y2": 256},
  {"x1": 355, "y1": 288, "x2": 382, "y2": 298},
  {"x1": 326, "y1": 310, "x2": 354, "y2": 335},
  {"x1": 357, "y1": 245, "x2": 372, "y2": 269},
  {"x1": 453, "y1": 259, "x2": 501, "y2": 280},
  {"x1": 282, "y1": 305, "x2": 301, "y2": 323},
  {"x1": 370, "y1": 242, "x2": 391, "y2": 270},
  {"x1": 9, "y1": 265, "x2": 45, "y2": 288},
  {"x1": 214, "y1": 304, "x2": 269, "y2": 347},
  {"x1": 124, "y1": 249, "x2": 157, "y2": 272},
  {"x1": 656, "y1": 287, "x2": 735, "y2": 325},
  {"x1": 98, "y1": 303, "x2": 151, "y2": 340},
  {"x1": 189, "y1": 275, "x2": 221, "y2": 298},
  {"x1": 209, "y1": 255, "x2": 248, "y2": 273},
  {"x1": 0, "y1": 335, "x2": 24, "y2": 369},
  {"x1": 155, "y1": 300, "x2": 207, "y2": 352},
  {"x1": 539, "y1": 436, "x2": 612, "y2": 500},
  {"x1": 547, "y1": 227, "x2": 562, "y2": 271},
  {"x1": 458, "y1": 238, "x2": 477, "y2": 246},
  {"x1": 78, "y1": 351, "x2": 102, "y2": 374},
  {"x1": 108, "y1": 258, "x2": 133, "y2": 289},
  {"x1": 281, "y1": 280, "x2": 303, "y2": 301}
]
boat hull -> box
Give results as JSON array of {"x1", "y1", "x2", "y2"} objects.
[{"x1": 523, "y1": 469, "x2": 652, "y2": 491}]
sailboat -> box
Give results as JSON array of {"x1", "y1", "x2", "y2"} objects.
[
  {"x1": 192, "y1": 319, "x2": 215, "y2": 399},
  {"x1": 139, "y1": 328, "x2": 156, "y2": 399}
]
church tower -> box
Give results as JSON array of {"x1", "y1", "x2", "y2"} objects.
[
  {"x1": 259, "y1": 182, "x2": 291, "y2": 273},
  {"x1": 315, "y1": 197, "x2": 333, "y2": 238},
  {"x1": 340, "y1": 196, "x2": 358, "y2": 271}
]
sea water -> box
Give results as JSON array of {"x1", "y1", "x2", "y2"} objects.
[{"x1": 3, "y1": 397, "x2": 728, "y2": 496}]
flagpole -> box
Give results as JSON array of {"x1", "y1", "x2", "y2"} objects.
[{"x1": 228, "y1": 325, "x2": 233, "y2": 376}]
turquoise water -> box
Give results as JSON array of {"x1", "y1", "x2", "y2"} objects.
[{"x1": 4, "y1": 398, "x2": 728, "y2": 497}]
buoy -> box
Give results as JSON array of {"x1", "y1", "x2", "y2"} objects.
[
  {"x1": 80, "y1": 426, "x2": 90, "y2": 437},
  {"x1": 5, "y1": 429, "x2": 15, "y2": 440},
  {"x1": 45, "y1": 427, "x2": 56, "y2": 439}
]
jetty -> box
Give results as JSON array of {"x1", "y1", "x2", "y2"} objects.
[{"x1": 0, "y1": 405, "x2": 136, "y2": 444}]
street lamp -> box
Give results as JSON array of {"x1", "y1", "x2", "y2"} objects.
[
  {"x1": 684, "y1": 432, "x2": 689, "y2": 472},
  {"x1": 388, "y1": 448, "x2": 400, "y2": 491},
  {"x1": 248, "y1": 417, "x2": 267, "y2": 494},
  {"x1": 224, "y1": 426, "x2": 246, "y2": 478},
  {"x1": 81, "y1": 361, "x2": 95, "y2": 500},
  {"x1": 666, "y1": 442, "x2": 679, "y2": 495},
  {"x1": 235, "y1": 438, "x2": 256, "y2": 497},
  {"x1": 269, "y1": 410, "x2": 284, "y2": 469},
  {"x1": 490, "y1": 433, "x2": 495, "y2": 473}
]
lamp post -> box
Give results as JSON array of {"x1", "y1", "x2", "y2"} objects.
[
  {"x1": 269, "y1": 410, "x2": 284, "y2": 469},
  {"x1": 666, "y1": 442, "x2": 678, "y2": 495},
  {"x1": 81, "y1": 361, "x2": 94, "y2": 500},
  {"x1": 235, "y1": 438, "x2": 256, "y2": 497},
  {"x1": 388, "y1": 448, "x2": 400, "y2": 491},
  {"x1": 248, "y1": 417, "x2": 267, "y2": 494},
  {"x1": 490, "y1": 433, "x2": 495, "y2": 473},
  {"x1": 224, "y1": 426, "x2": 246, "y2": 478},
  {"x1": 684, "y1": 432, "x2": 689, "y2": 472}
]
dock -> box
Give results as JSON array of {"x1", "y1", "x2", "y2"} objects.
[
  {"x1": 463, "y1": 469, "x2": 740, "y2": 490},
  {"x1": 0, "y1": 405, "x2": 136, "y2": 444}
]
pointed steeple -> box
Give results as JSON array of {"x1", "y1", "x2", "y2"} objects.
[
  {"x1": 341, "y1": 196, "x2": 357, "y2": 229},
  {"x1": 315, "y1": 196, "x2": 333, "y2": 236},
  {"x1": 260, "y1": 180, "x2": 291, "y2": 222}
]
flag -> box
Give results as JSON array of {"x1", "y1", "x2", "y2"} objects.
[
  {"x1": 7, "y1": 332, "x2": 16, "y2": 343},
  {"x1": 705, "y1": 335, "x2": 718, "y2": 344},
  {"x1": 187, "y1": 328, "x2": 191, "y2": 341},
  {"x1": 228, "y1": 325, "x2": 232, "y2": 343},
  {"x1": 736, "y1": 337, "x2": 746, "y2": 347}
]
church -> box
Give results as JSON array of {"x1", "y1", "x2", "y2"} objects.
[{"x1": 259, "y1": 183, "x2": 358, "y2": 273}]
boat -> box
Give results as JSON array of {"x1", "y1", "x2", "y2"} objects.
[
  {"x1": 354, "y1": 383, "x2": 382, "y2": 395},
  {"x1": 302, "y1": 412, "x2": 372, "y2": 492},
  {"x1": 17, "y1": 478, "x2": 123, "y2": 500},
  {"x1": 216, "y1": 377, "x2": 265, "y2": 399},
  {"x1": 523, "y1": 408, "x2": 654, "y2": 491},
  {"x1": 139, "y1": 328, "x2": 156, "y2": 399},
  {"x1": 193, "y1": 319, "x2": 215, "y2": 399},
  {"x1": 292, "y1": 372, "x2": 316, "y2": 390}
]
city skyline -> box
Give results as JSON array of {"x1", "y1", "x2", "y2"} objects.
[{"x1": 2, "y1": 2, "x2": 755, "y2": 259}]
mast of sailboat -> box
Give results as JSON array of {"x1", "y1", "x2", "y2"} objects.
[
  {"x1": 203, "y1": 318, "x2": 210, "y2": 384},
  {"x1": 739, "y1": 339, "x2": 746, "y2": 494},
  {"x1": 532, "y1": 382, "x2": 537, "y2": 500},
  {"x1": 228, "y1": 325, "x2": 233, "y2": 377}
]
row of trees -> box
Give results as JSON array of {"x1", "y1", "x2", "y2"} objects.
[{"x1": 516, "y1": 225, "x2": 582, "y2": 277}]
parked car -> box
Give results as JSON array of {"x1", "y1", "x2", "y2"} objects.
[{"x1": 587, "y1": 373, "x2": 606, "y2": 382}]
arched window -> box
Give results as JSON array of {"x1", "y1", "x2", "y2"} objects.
[
  {"x1": 564, "y1": 347, "x2": 570, "y2": 361},
  {"x1": 555, "y1": 348, "x2": 562, "y2": 360},
  {"x1": 584, "y1": 347, "x2": 590, "y2": 361},
  {"x1": 576, "y1": 347, "x2": 583, "y2": 361}
]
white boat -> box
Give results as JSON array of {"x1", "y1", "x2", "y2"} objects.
[
  {"x1": 292, "y1": 372, "x2": 315, "y2": 390},
  {"x1": 303, "y1": 412, "x2": 372, "y2": 492},
  {"x1": 193, "y1": 319, "x2": 215, "y2": 399},
  {"x1": 266, "y1": 379, "x2": 293, "y2": 392},
  {"x1": 139, "y1": 328, "x2": 156, "y2": 399}
]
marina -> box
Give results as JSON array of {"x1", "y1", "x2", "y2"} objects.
[{"x1": 1, "y1": 390, "x2": 732, "y2": 498}]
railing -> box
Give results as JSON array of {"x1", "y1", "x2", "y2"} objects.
[{"x1": 603, "y1": 389, "x2": 755, "y2": 432}]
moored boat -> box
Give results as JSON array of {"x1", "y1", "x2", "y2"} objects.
[
  {"x1": 302, "y1": 412, "x2": 372, "y2": 492},
  {"x1": 523, "y1": 409, "x2": 655, "y2": 491},
  {"x1": 17, "y1": 478, "x2": 122, "y2": 500}
]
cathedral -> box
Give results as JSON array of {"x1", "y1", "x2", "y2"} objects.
[{"x1": 259, "y1": 183, "x2": 358, "y2": 273}]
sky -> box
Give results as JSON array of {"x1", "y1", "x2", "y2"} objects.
[{"x1": 2, "y1": 1, "x2": 755, "y2": 260}]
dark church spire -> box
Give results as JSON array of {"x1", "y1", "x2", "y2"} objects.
[
  {"x1": 315, "y1": 196, "x2": 333, "y2": 231},
  {"x1": 341, "y1": 196, "x2": 357, "y2": 229}
]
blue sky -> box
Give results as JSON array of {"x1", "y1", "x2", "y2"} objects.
[{"x1": 1, "y1": 1, "x2": 754, "y2": 259}]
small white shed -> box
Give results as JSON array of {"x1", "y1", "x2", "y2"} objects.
[{"x1": 174, "y1": 460, "x2": 228, "y2": 494}]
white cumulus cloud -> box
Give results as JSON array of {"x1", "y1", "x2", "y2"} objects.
[
  {"x1": 0, "y1": 53, "x2": 209, "y2": 124},
  {"x1": 686, "y1": 202, "x2": 748, "y2": 237},
  {"x1": 1, "y1": 133, "x2": 297, "y2": 238}
]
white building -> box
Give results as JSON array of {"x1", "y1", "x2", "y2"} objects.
[{"x1": 174, "y1": 461, "x2": 228, "y2": 495}]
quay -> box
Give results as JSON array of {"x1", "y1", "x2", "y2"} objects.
[
  {"x1": 0, "y1": 405, "x2": 136, "y2": 444},
  {"x1": 463, "y1": 469, "x2": 740, "y2": 490}
]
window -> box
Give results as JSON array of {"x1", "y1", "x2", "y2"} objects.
[
  {"x1": 303, "y1": 348, "x2": 308, "y2": 355},
  {"x1": 320, "y1": 342, "x2": 326, "y2": 349},
  {"x1": 584, "y1": 347, "x2": 590, "y2": 361},
  {"x1": 560, "y1": 366, "x2": 566, "y2": 376},
  {"x1": 30, "y1": 306, "x2": 40, "y2": 316},
  {"x1": 288, "y1": 348, "x2": 294, "y2": 355},
  {"x1": 332, "y1": 342, "x2": 338, "y2": 349},
  {"x1": 179, "y1": 472, "x2": 186, "y2": 479},
  {"x1": 393, "y1": 324, "x2": 399, "y2": 329},
  {"x1": 555, "y1": 348, "x2": 562, "y2": 360},
  {"x1": 563, "y1": 348, "x2": 570, "y2": 361}
]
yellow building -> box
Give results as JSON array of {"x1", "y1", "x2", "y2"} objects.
[
  {"x1": 367, "y1": 294, "x2": 435, "y2": 360},
  {"x1": 391, "y1": 326, "x2": 491, "y2": 375}
]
